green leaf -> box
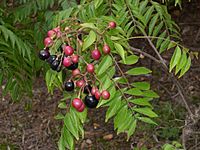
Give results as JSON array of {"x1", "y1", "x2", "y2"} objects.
[
  {"x1": 114, "y1": 106, "x2": 128, "y2": 130},
  {"x1": 162, "y1": 144, "x2": 175, "y2": 150},
  {"x1": 129, "y1": 98, "x2": 152, "y2": 107},
  {"x1": 126, "y1": 67, "x2": 152, "y2": 75},
  {"x1": 169, "y1": 46, "x2": 182, "y2": 72},
  {"x1": 175, "y1": 51, "x2": 187, "y2": 75},
  {"x1": 133, "y1": 107, "x2": 158, "y2": 118},
  {"x1": 105, "y1": 95, "x2": 122, "y2": 122},
  {"x1": 114, "y1": 43, "x2": 126, "y2": 63},
  {"x1": 143, "y1": 90, "x2": 159, "y2": 98},
  {"x1": 58, "y1": 102, "x2": 67, "y2": 109},
  {"x1": 132, "y1": 82, "x2": 150, "y2": 90},
  {"x1": 179, "y1": 56, "x2": 191, "y2": 78},
  {"x1": 80, "y1": 23, "x2": 98, "y2": 30},
  {"x1": 137, "y1": 117, "x2": 157, "y2": 125},
  {"x1": 144, "y1": 6, "x2": 154, "y2": 25},
  {"x1": 64, "y1": 114, "x2": 79, "y2": 140},
  {"x1": 94, "y1": 0, "x2": 103, "y2": 8},
  {"x1": 125, "y1": 88, "x2": 143, "y2": 96},
  {"x1": 159, "y1": 37, "x2": 170, "y2": 53},
  {"x1": 149, "y1": 13, "x2": 159, "y2": 35},
  {"x1": 54, "y1": 113, "x2": 65, "y2": 120},
  {"x1": 82, "y1": 30, "x2": 96, "y2": 51},
  {"x1": 167, "y1": 42, "x2": 176, "y2": 50},
  {"x1": 120, "y1": 55, "x2": 139, "y2": 65},
  {"x1": 127, "y1": 119, "x2": 137, "y2": 140},
  {"x1": 97, "y1": 55, "x2": 112, "y2": 75},
  {"x1": 75, "y1": 108, "x2": 87, "y2": 124}
]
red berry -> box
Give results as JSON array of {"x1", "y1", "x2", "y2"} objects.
[
  {"x1": 77, "y1": 103, "x2": 85, "y2": 112},
  {"x1": 103, "y1": 44, "x2": 111, "y2": 54},
  {"x1": 63, "y1": 57, "x2": 72, "y2": 67},
  {"x1": 71, "y1": 55, "x2": 79, "y2": 63},
  {"x1": 87, "y1": 64, "x2": 95, "y2": 73},
  {"x1": 53, "y1": 26, "x2": 60, "y2": 32},
  {"x1": 44, "y1": 37, "x2": 53, "y2": 47},
  {"x1": 91, "y1": 87, "x2": 97, "y2": 95},
  {"x1": 91, "y1": 49, "x2": 101, "y2": 60},
  {"x1": 95, "y1": 90, "x2": 101, "y2": 100},
  {"x1": 76, "y1": 80, "x2": 85, "y2": 88},
  {"x1": 101, "y1": 90, "x2": 110, "y2": 100},
  {"x1": 108, "y1": 21, "x2": 116, "y2": 29},
  {"x1": 72, "y1": 98, "x2": 82, "y2": 109},
  {"x1": 64, "y1": 45, "x2": 74, "y2": 56},
  {"x1": 72, "y1": 68, "x2": 81, "y2": 77},
  {"x1": 47, "y1": 30, "x2": 56, "y2": 38}
]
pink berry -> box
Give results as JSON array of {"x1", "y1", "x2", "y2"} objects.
[
  {"x1": 77, "y1": 103, "x2": 85, "y2": 112},
  {"x1": 101, "y1": 90, "x2": 110, "y2": 100},
  {"x1": 87, "y1": 64, "x2": 95, "y2": 73},
  {"x1": 52, "y1": 26, "x2": 62, "y2": 37},
  {"x1": 72, "y1": 68, "x2": 80, "y2": 77},
  {"x1": 64, "y1": 45, "x2": 74, "y2": 56},
  {"x1": 108, "y1": 21, "x2": 116, "y2": 29},
  {"x1": 72, "y1": 98, "x2": 82, "y2": 109},
  {"x1": 103, "y1": 44, "x2": 111, "y2": 54},
  {"x1": 71, "y1": 55, "x2": 79, "y2": 63},
  {"x1": 76, "y1": 80, "x2": 85, "y2": 88},
  {"x1": 95, "y1": 90, "x2": 101, "y2": 100},
  {"x1": 91, "y1": 87, "x2": 97, "y2": 95},
  {"x1": 47, "y1": 30, "x2": 56, "y2": 38},
  {"x1": 63, "y1": 57, "x2": 72, "y2": 67},
  {"x1": 44, "y1": 37, "x2": 53, "y2": 47},
  {"x1": 91, "y1": 49, "x2": 101, "y2": 60}
]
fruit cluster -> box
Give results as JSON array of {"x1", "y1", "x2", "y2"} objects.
[{"x1": 38, "y1": 20, "x2": 116, "y2": 112}]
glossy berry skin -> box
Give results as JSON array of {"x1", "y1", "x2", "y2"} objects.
[
  {"x1": 64, "y1": 81, "x2": 74, "y2": 91},
  {"x1": 91, "y1": 49, "x2": 101, "y2": 60},
  {"x1": 84, "y1": 84, "x2": 92, "y2": 94},
  {"x1": 63, "y1": 57, "x2": 72, "y2": 67},
  {"x1": 84, "y1": 95, "x2": 98, "y2": 108},
  {"x1": 72, "y1": 98, "x2": 82, "y2": 109},
  {"x1": 103, "y1": 44, "x2": 111, "y2": 54},
  {"x1": 101, "y1": 90, "x2": 110, "y2": 100},
  {"x1": 64, "y1": 45, "x2": 74, "y2": 56},
  {"x1": 91, "y1": 87, "x2": 97, "y2": 95},
  {"x1": 72, "y1": 68, "x2": 81, "y2": 77},
  {"x1": 47, "y1": 30, "x2": 56, "y2": 38},
  {"x1": 39, "y1": 50, "x2": 50, "y2": 60},
  {"x1": 76, "y1": 80, "x2": 85, "y2": 88},
  {"x1": 71, "y1": 55, "x2": 79, "y2": 63},
  {"x1": 44, "y1": 37, "x2": 53, "y2": 47},
  {"x1": 47, "y1": 55, "x2": 57, "y2": 64},
  {"x1": 67, "y1": 63, "x2": 78, "y2": 70},
  {"x1": 51, "y1": 60, "x2": 60, "y2": 70},
  {"x1": 87, "y1": 64, "x2": 95, "y2": 73},
  {"x1": 95, "y1": 90, "x2": 101, "y2": 100},
  {"x1": 108, "y1": 21, "x2": 116, "y2": 29},
  {"x1": 77, "y1": 103, "x2": 85, "y2": 112}
]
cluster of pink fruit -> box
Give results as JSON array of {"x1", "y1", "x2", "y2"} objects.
[{"x1": 38, "y1": 20, "x2": 117, "y2": 112}]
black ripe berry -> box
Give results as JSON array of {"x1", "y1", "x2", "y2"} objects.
[
  {"x1": 64, "y1": 81, "x2": 74, "y2": 91},
  {"x1": 50, "y1": 60, "x2": 60, "y2": 70},
  {"x1": 47, "y1": 55, "x2": 57, "y2": 64},
  {"x1": 39, "y1": 50, "x2": 50, "y2": 60},
  {"x1": 84, "y1": 95, "x2": 98, "y2": 108},
  {"x1": 67, "y1": 63, "x2": 78, "y2": 70},
  {"x1": 84, "y1": 84, "x2": 92, "y2": 94}
]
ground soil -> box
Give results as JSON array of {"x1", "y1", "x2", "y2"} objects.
[{"x1": 0, "y1": 1, "x2": 200, "y2": 150}]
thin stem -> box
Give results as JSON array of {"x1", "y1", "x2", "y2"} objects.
[
  {"x1": 110, "y1": 53, "x2": 131, "y2": 89},
  {"x1": 107, "y1": 72, "x2": 134, "y2": 113},
  {"x1": 129, "y1": 46, "x2": 161, "y2": 64}
]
